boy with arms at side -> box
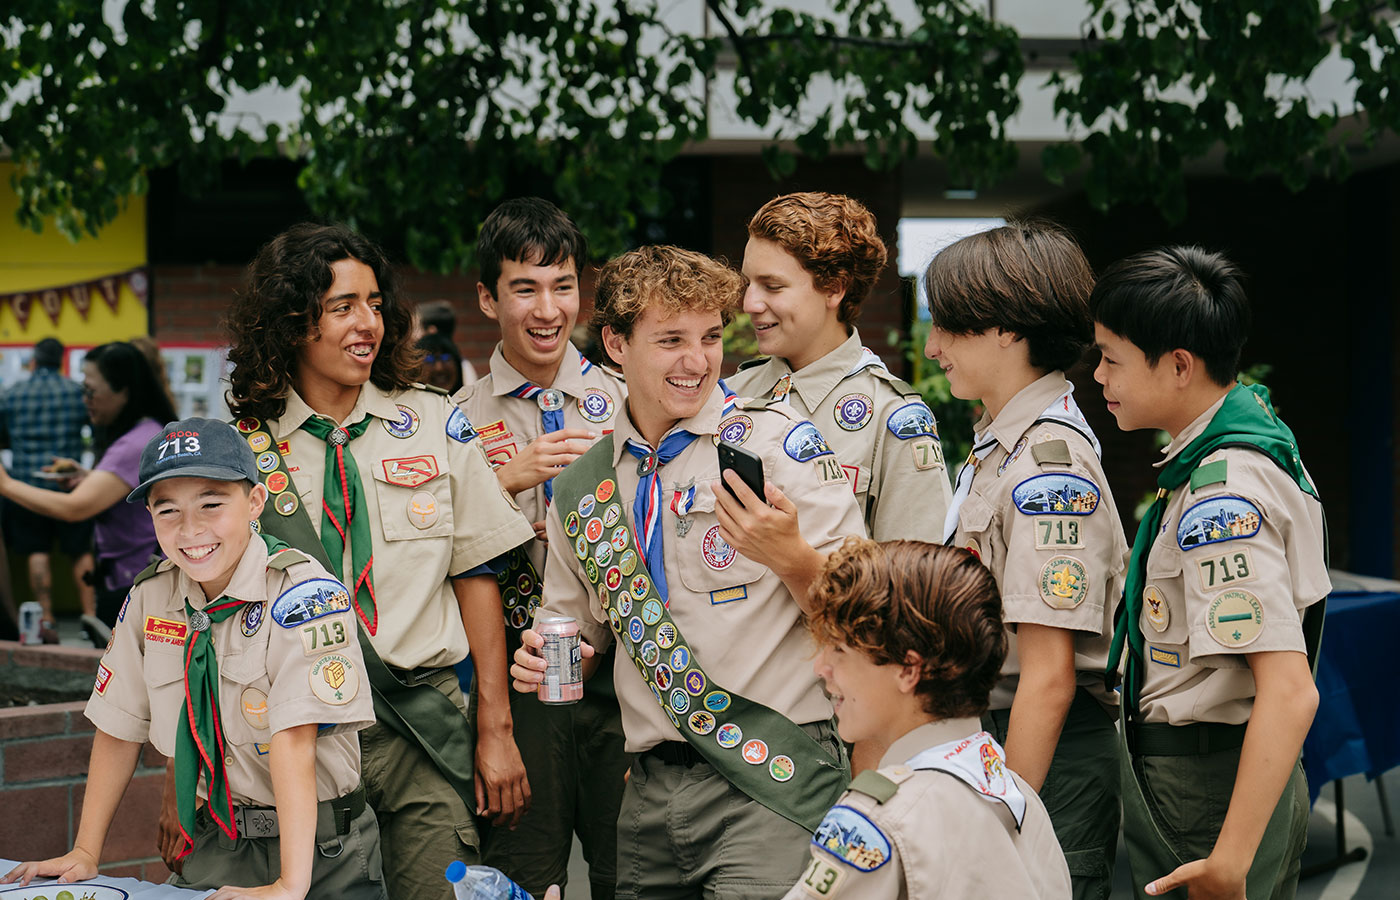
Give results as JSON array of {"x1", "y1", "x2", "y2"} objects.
[
  {"x1": 1093, "y1": 247, "x2": 1324, "y2": 900},
  {"x1": 2, "y1": 418, "x2": 384, "y2": 899},
  {"x1": 923, "y1": 221, "x2": 1124, "y2": 900},
  {"x1": 455, "y1": 198, "x2": 629, "y2": 899}
]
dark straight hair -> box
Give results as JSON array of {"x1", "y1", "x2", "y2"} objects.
[
  {"x1": 477, "y1": 197, "x2": 588, "y2": 298},
  {"x1": 85, "y1": 342, "x2": 179, "y2": 462}
]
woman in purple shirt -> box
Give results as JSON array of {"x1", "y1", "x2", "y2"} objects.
[{"x1": 0, "y1": 342, "x2": 176, "y2": 637}]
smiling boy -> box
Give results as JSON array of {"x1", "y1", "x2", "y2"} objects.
[
  {"x1": 2, "y1": 418, "x2": 383, "y2": 899},
  {"x1": 1093, "y1": 246, "x2": 1325, "y2": 900}
]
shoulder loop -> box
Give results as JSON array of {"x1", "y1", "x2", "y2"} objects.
[
  {"x1": 412, "y1": 381, "x2": 451, "y2": 397},
  {"x1": 868, "y1": 367, "x2": 921, "y2": 399},
  {"x1": 266, "y1": 547, "x2": 311, "y2": 571},
  {"x1": 736, "y1": 356, "x2": 771, "y2": 372},
  {"x1": 736, "y1": 395, "x2": 786, "y2": 412},
  {"x1": 848, "y1": 769, "x2": 900, "y2": 805},
  {"x1": 132, "y1": 558, "x2": 171, "y2": 587},
  {"x1": 1031, "y1": 439, "x2": 1072, "y2": 467},
  {"x1": 1190, "y1": 459, "x2": 1229, "y2": 492}
]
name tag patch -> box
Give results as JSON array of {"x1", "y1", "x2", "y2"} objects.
[
  {"x1": 271, "y1": 578, "x2": 352, "y2": 628},
  {"x1": 1177, "y1": 496, "x2": 1262, "y2": 550},
  {"x1": 1013, "y1": 473, "x2": 1100, "y2": 515},
  {"x1": 812, "y1": 805, "x2": 891, "y2": 871},
  {"x1": 144, "y1": 616, "x2": 188, "y2": 646}
]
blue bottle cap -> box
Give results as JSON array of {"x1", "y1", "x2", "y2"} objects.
[{"x1": 445, "y1": 860, "x2": 467, "y2": 883}]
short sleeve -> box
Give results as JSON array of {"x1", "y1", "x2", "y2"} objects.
[
  {"x1": 444, "y1": 400, "x2": 535, "y2": 574},
  {"x1": 768, "y1": 418, "x2": 868, "y2": 554},
  {"x1": 84, "y1": 588, "x2": 153, "y2": 742},
  {"x1": 781, "y1": 804, "x2": 905, "y2": 899}
]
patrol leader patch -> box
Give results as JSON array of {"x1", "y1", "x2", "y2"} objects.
[
  {"x1": 1177, "y1": 495, "x2": 1262, "y2": 550},
  {"x1": 784, "y1": 421, "x2": 834, "y2": 462},
  {"x1": 1012, "y1": 473, "x2": 1101, "y2": 515},
  {"x1": 271, "y1": 578, "x2": 353, "y2": 628},
  {"x1": 1207, "y1": 589, "x2": 1265, "y2": 648},
  {"x1": 885, "y1": 401, "x2": 937, "y2": 440},
  {"x1": 381, "y1": 455, "x2": 439, "y2": 487},
  {"x1": 445, "y1": 407, "x2": 477, "y2": 443},
  {"x1": 813, "y1": 805, "x2": 892, "y2": 871}
]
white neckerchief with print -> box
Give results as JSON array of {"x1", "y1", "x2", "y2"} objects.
[{"x1": 905, "y1": 730, "x2": 1027, "y2": 830}]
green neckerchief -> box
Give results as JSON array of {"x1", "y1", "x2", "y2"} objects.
[
  {"x1": 174, "y1": 532, "x2": 289, "y2": 857},
  {"x1": 1108, "y1": 383, "x2": 1317, "y2": 718},
  {"x1": 299, "y1": 414, "x2": 378, "y2": 635}
]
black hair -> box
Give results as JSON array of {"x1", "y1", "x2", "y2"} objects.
[
  {"x1": 415, "y1": 332, "x2": 465, "y2": 394},
  {"x1": 34, "y1": 338, "x2": 64, "y2": 369},
  {"x1": 84, "y1": 342, "x2": 180, "y2": 462},
  {"x1": 1090, "y1": 245, "x2": 1250, "y2": 386},
  {"x1": 477, "y1": 198, "x2": 588, "y2": 299}
]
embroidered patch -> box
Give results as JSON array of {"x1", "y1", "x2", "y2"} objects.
[
  {"x1": 478, "y1": 419, "x2": 511, "y2": 443},
  {"x1": 1144, "y1": 585, "x2": 1169, "y2": 633},
  {"x1": 382, "y1": 455, "x2": 439, "y2": 487},
  {"x1": 603, "y1": 504, "x2": 622, "y2": 528},
  {"x1": 689, "y1": 710, "x2": 717, "y2": 735},
  {"x1": 144, "y1": 616, "x2": 187, "y2": 647},
  {"x1": 407, "y1": 490, "x2": 439, "y2": 528},
  {"x1": 840, "y1": 463, "x2": 861, "y2": 493},
  {"x1": 242, "y1": 688, "x2": 269, "y2": 730},
  {"x1": 584, "y1": 518, "x2": 604, "y2": 543},
  {"x1": 1012, "y1": 473, "x2": 1100, "y2": 515},
  {"x1": 616, "y1": 593, "x2": 632, "y2": 617},
  {"x1": 236, "y1": 417, "x2": 260, "y2": 433},
  {"x1": 669, "y1": 689, "x2": 691, "y2": 713},
  {"x1": 383, "y1": 405, "x2": 420, "y2": 438},
  {"x1": 704, "y1": 690, "x2": 731, "y2": 713},
  {"x1": 669, "y1": 645, "x2": 690, "y2": 670},
  {"x1": 784, "y1": 421, "x2": 834, "y2": 462},
  {"x1": 255, "y1": 742, "x2": 270, "y2": 756},
  {"x1": 445, "y1": 407, "x2": 476, "y2": 443},
  {"x1": 241, "y1": 603, "x2": 265, "y2": 637},
  {"x1": 718, "y1": 414, "x2": 754, "y2": 446},
  {"x1": 770, "y1": 755, "x2": 796, "y2": 783},
  {"x1": 886, "y1": 401, "x2": 937, "y2": 440},
  {"x1": 998, "y1": 437, "x2": 1028, "y2": 475},
  {"x1": 1207, "y1": 589, "x2": 1264, "y2": 648},
  {"x1": 654, "y1": 665, "x2": 673, "y2": 691},
  {"x1": 309, "y1": 652, "x2": 359, "y2": 705},
  {"x1": 640, "y1": 641, "x2": 661, "y2": 667},
  {"x1": 684, "y1": 669, "x2": 706, "y2": 695},
  {"x1": 814, "y1": 456, "x2": 847, "y2": 487},
  {"x1": 1039, "y1": 556, "x2": 1089, "y2": 609},
  {"x1": 118, "y1": 592, "x2": 131, "y2": 622},
  {"x1": 486, "y1": 444, "x2": 517, "y2": 466},
  {"x1": 596, "y1": 478, "x2": 617, "y2": 503},
  {"x1": 247, "y1": 432, "x2": 272, "y2": 453},
  {"x1": 256, "y1": 451, "x2": 279, "y2": 473},
  {"x1": 610, "y1": 526, "x2": 630, "y2": 552},
  {"x1": 656, "y1": 622, "x2": 677, "y2": 649},
  {"x1": 630, "y1": 574, "x2": 650, "y2": 600},
  {"x1": 710, "y1": 585, "x2": 748, "y2": 605},
  {"x1": 798, "y1": 854, "x2": 846, "y2": 897},
  {"x1": 964, "y1": 538, "x2": 981, "y2": 561},
  {"x1": 564, "y1": 511, "x2": 581, "y2": 537},
  {"x1": 94, "y1": 663, "x2": 113, "y2": 695},
  {"x1": 593, "y1": 541, "x2": 613, "y2": 567},
  {"x1": 265, "y1": 471, "x2": 289, "y2": 494},
  {"x1": 578, "y1": 388, "x2": 615, "y2": 423},
  {"x1": 742, "y1": 739, "x2": 769, "y2": 765},
  {"x1": 1177, "y1": 496, "x2": 1262, "y2": 550},
  {"x1": 578, "y1": 493, "x2": 596, "y2": 518},
  {"x1": 834, "y1": 393, "x2": 874, "y2": 431},
  {"x1": 585, "y1": 558, "x2": 599, "y2": 583},
  {"x1": 813, "y1": 805, "x2": 892, "y2": 871},
  {"x1": 277, "y1": 440, "x2": 291, "y2": 456},
  {"x1": 701, "y1": 525, "x2": 737, "y2": 569},
  {"x1": 271, "y1": 578, "x2": 352, "y2": 628},
  {"x1": 619, "y1": 549, "x2": 638, "y2": 576},
  {"x1": 716, "y1": 723, "x2": 743, "y2": 748},
  {"x1": 274, "y1": 491, "x2": 300, "y2": 516},
  {"x1": 628, "y1": 617, "x2": 645, "y2": 643},
  {"x1": 641, "y1": 598, "x2": 664, "y2": 626},
  {"x1": 1149, "y1": 646, "x2": 1182, "y2": 667},
  {"x1": 1196, "y1": 546, "x2": 1256, "y2": 591},
  {"x1": 1033, "y1": 516, "x2": 1084, "y2": 550},
  {"x1": 574, "y1": 534, "x2": 589, "y2": 560}
]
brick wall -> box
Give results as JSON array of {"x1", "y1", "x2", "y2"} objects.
[{"x1": 0, "y1": 642, "x2": 172, "y2": 881}]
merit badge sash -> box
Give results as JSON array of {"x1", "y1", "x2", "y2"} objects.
[
  {"x1": 234, "y1": 414, "x2": 479, "y2": 808},
  {"x1": 552, "y1": 435, "x2": 849, "y2": 832},
  {"x1": 905, "y1": 731, "x2": 1027, "y2": 830}
]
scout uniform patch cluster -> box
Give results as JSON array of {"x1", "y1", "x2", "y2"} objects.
[{"x1": 728, "y1": 331, "x2": 953, "y2": 543}]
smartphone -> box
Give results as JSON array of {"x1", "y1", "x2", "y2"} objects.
[{"x1": 717, "y1": 441, "x2": 766, "y2": 503}]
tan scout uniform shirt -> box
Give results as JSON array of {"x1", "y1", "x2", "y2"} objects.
[
  {"x1": 782, "y1": 718, "x2": 1070, "y2": 900},
  {"x1": 268, "y1": 383, "x2": 535, "y2": 670},
  {"x1": 535, "y1": 387, "x2": 867, "y2": 752},
  {"x1": 86, "y1": 538, "x2": 374, "y2": 806},
  {"x1": 1138, "y1": 396, "x2": 1329, "y2": 725},
  {"x1": 455, "y1": 342, "x2": 626, "y2": 576},
  {"x1": 727, "y1": 331, "x2": 953, "y2": 542},
  {"x1": 951, "y1": 373, "x2": 1126, "y2": 711}
]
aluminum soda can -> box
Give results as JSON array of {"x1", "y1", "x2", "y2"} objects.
[
  {"x1": 537, "y1": 616, "x2": 583, "y2": 705},
  {"x1": 18, "y1": 601, "x2": 43, "y2": 645}
]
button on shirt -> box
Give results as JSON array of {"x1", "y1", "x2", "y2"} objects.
[
  {"x1": 950, "y1": 373, "x2": 1126, "y2": 711},
  {"x1": 267, "y1": 384, "x2": 536, "y2": 670},
  {"x1": 1136, "y1": 396, "x2": 1330, "y2": 725},
  {"x1": 727, "y1": 331, "x2": 953, "y2": 543},
  {"x1": 85, "y1": 538, "x2": 374, "y2": 807},
  {"x1": 534, "y1": 386, "x2": 867, "y2": 752}
]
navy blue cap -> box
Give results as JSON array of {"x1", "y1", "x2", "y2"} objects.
[{"x1": 127, "y1": 418, "x2": 262, "y2": 502}]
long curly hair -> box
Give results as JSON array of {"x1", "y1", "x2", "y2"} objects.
[{"x1": 225, "y1": 223, "x2": 420, "y2": 420}]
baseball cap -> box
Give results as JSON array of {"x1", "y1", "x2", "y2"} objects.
[{"x1": 127, "y1": 418, "x2": 262, "y2": 502}]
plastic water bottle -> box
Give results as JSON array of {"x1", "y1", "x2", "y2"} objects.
[{"x1": 445, "y1": 861, "x2": 535, "y2": 899}]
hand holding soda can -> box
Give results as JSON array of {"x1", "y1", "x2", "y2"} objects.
[{"x1": 535, "y1": 616, "x2": 584, "y2": 704}]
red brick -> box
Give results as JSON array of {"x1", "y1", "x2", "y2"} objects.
[
  {"x1": 0, "y1": 706, "x2": 69, "y2": 740},
  {"x1": 11, "y1": 644, "x2": 104, "y2": 672},
  {"x1": 77, "y1": 772, "x2": 165, "y2": 863},
  {"x1": 4, "y1": 734, "x2": 93, "y2": 783},
  {"x1": 0, "y1": 784, "x2": 72, "y2": 859}
]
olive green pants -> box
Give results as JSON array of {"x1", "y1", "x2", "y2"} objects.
[
  {"x1": 361, "y1": 667, "x2": 480, "y2": 900},
  {"x1": 985, "y1": 689, "x2": 1121, "y2": 900},
  {"x1": 172, "y1": 794, "x2": 385, "y2": 899}
]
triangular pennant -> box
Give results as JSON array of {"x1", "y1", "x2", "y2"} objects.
[
  {"x1": 70, "y1": 284, "x2": 92, "y2": 318},
  {"x1": 127, "y1": 269, "x2": 149, "y2": 306},
  {"x1": 40, "y1": 289, "x2": 63, "y2": 325},
  {"x1": 97, "y1": 277, "x2": 120, "y2": 311},
  {"x1": 12, "y1": 293, "x2": 32, "y2": 329}
]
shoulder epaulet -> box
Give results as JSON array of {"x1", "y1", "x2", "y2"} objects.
[
  {"x1": 736, "y1": 395, "x2": 787, "y2": 412},
  {"x1": 1031, "y1": 439, "x2": 1072, "y2": 467},
  {"x1": 736, "y1": 356, "x2": 771, "y2": 372},
  {"x1": 132, "y1": 558, "x2": 174, "y2": 586},
  {"x1": 848, "y1": 769, "x2": 901, "y2": 804},
  {"x1": 867, "y1": 367, "x2": 922, "y2": 399},
  {"x1": 1190, "y1": 458, "x2": 1229, "y2": 492},
  {"x1": 412, "y1": 381, "x2": 451, "y2": 397},
  {"x1": 266, "y1": 548, "x2": 312, "y2": 571}
]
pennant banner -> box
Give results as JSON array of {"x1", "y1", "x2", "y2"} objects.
[{"x1": 0, "y1": 267, "x2": 148, "y2": 329}]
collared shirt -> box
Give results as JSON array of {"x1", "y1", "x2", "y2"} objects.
[
  {"x1": 86, "y1": 537, "x2": 374, "y2": 807},
  {"x1": 455, "y1": 342, "x2": 626, "y2": 577},
  {"x1": 266, "y1": 383, "x2": 535, "y2": 669},
  {"x1": 727, "y1": 331, "x2": 953, "y2": 542},
  {"x1": 0, "y1": 367, "x2": 88, "y2": 489},
  {"x1": 781, "y1": 717, "x2": 1070, "y2": 900},
  {"x1": 950, "y1": 372, "x2": 1126, "y2": 711},
  {"x1": 1136, "y1": 397, "x2": 1329, "y2": 725},
  {"x1": 535, "y1": 385, "x2": 867, "y2": 752}
]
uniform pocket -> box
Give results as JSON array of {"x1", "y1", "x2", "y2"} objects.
[
  {"x1": 145, "y1": 649, "x2": 187, "y2": 746},
  {"x1": 1142, "y1": 537, "x2": 1188, "y2": 646},
  {"x1": 672, "y1": 487, "x2": 770, "y2": 597},
  {"x1": 218, "y1": 650, "x2": 273, "y2": 746},
  {"x1": 370, "y1": 467, "x2": 454, "y2": 542}
]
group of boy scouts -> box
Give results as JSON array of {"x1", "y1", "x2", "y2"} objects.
[{"x1": 2, "y1": 191, "x2": 1325, "y2": 900}]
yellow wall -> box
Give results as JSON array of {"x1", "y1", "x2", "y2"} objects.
[{"x1": 0, "y1": 161, "x2": 149, "y2": 345}]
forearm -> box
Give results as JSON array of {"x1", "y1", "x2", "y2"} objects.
[
  {"x1": 74, "y1": 731, "x2": 144, "y2": 861},
  {"x1": 269, "y1": 725, "x2": 319, "y2": 897},
  {"x1": 454, "y1": 575, "x2": 514, "y2": 736},
  {"x1": 1003, "y1": 666, "x2": 1075, "y2": 792},
  {"x1": 0, "y1": 478, "x2": 86, "y2": 521},
  {"x1": 774, "y1": 543, "x2": 826, "y2": 615}
]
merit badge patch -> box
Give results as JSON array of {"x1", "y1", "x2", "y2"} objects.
[
  {"x1": 689, "y1": 710, "x2": 717, "y2": 735},
  {"x1": 701, "y1": 525, "x2": 737, "y2": 570},
  {"x1": 656, "y1": 622, "x2": 677, "y2": 649},
  {"x1": 784, "y1": 421, "x2": 834, "y2": 462},
  {"x1": 640, "y1": 641, "x2": 661, "y2": 667},
  {"x1": 593, "y1": 542, "x2": 613, "y2": 567},
  {"x1": 641, "y1": 598, "x2": 664, "y2": 626},
  {"x1": 718, "y1": 414, "x2": 754, "y2": 446},
  {"x1": 654, "y1": 665, "x2": 673, "y2": 691},
  {"x1": 630, "y1": 574, "x2": 650, "y2": 600},
  {"x1": 94, "y1": 662, "x2": 113, "y2": 695},
  {"x1": 716, "y1": 723, "x2": 743, "y2": 748},
  {"x1": 616, "y1": 594, "x2": 633, "y2": 617},
  {"x1": 610, "y1": 526, "x2": 630, "y2": 552},
  {"x1": 619, "y1": 549, "x2": 638, "y2": 576},
  {"x1": 257, "y1": 451, "x2": 280, "y2": 473},
  {"x1": 1207, "y1": 589, "x2": 1265, "y2": 648},
  {"x1": 1144, "y1": 585, "x2": 1170, "y2": 633},
  {"x1": 813, "y1": 805, "x2": 892, "y2": 872},
  {"x1": 605, "y1": 566, "x2": 623, "y2": 591},
  {"x1": 407, "y1": 491, "x2": 439, "y2": 528},
  {"x1": 669, "y1": 645, "x2": 690, "y2": 670},
  {"x1": 628, "y1": 616, "x2": 646, "y2": 643},
  {"x1": 1039, "y1": 556, "x2": 1089, "y2": 610},
  {"x1": 770, "y1": 755, "x2": 796, "y2": 783},
  {"x1": 382, "y1": 455, "x2": 439, "y2": 487},
  {"x1": 669, "y1": 689, "x2": 690, "y2": 713},
  {"x1": 596, "y1": 478, "x2": 617, "y2": 503},
  {"x1": 704, "y1": 690, "x2": 731, "y2": 713},
  {"x1": 885, "y1": 401, "x2": 937, "y2": 440},
  {"x1": 309, "y1": 652, "x2": 359, "y2": 705},
  {"x1": 578, "y1": 388, "x2": 615, "y2": 423},
  {"x1": 564, "y1": 511, "x2": 581, "y2": 537},
  {"x1": 271, "y1": 578, "x2": 352, "y2": 628},
  {"x1": 274, "y1": 491, "x2": 300, "y2": 516},
  {"x1": 1150, "y1": 647, "x2": 1182, "y2": 668},
  {"x1": 685, "y1": 669, "x2": 706, "y2": 696},
  {"x1": 383, "y1": 405, "x2": 420, "y2": 439},
  {"x1": 445, "y1": 407, "x2": 476, "y2": 443},
  {"x1": 574, "y1": 535, "x2": 589, "y2": 560},
  {"x1": 246, "y1": 431, "x2": 272, "y2": 453},
  {"x1": 910, "y1": 437, "x2": 944, "y2": 471},
  {"x1": 603, "y1": 504, "x2": 622, "y2": 528},
  {"x1": 578, "y1": 493, "x2": 596, "y2": 518},
  {"x1": 742, "y1": 739, "x2": 769, "y2": 765},
  {"x1": 241, "y1": 602, "x2": 265, "y2": 637},
  {"x1": 1177, "y1": 496, "x2": 1262, "y2": 550},
  {"x1": 144, "y1": 616, "x2": 187, "y2": 647},
  {"x1": 798, "y1": 854, "x2": 846, "y2": 899},
  {"x1": 1012, "y1": 473, "x2": 1101, "y2": 515},
  {"x1": 265, "y1": 471, "x2": 289, "y2": 494},
  {"x1": 998, "y1": 437, "x2": 1028, "y2": 475},
  {"x1": 236, "y1": 417, "x2": 260, "y2": 433},
  {"x1": 834, "y1": 393, "x2": 874, "y2": 431},
  {"x1": 584, "y1": 517, "x2": 605, "y2": 543},
  {"x1": 241, "y1": 688, "x2": 269, "y2": 730}
]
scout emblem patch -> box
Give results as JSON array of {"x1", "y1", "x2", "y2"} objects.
[
  {"x1": 1012, "y1": 473, "x2": 1100, "y2": 515},
  {"x1": 813, "y1": 805, "x2": 892, "y2": 871},
  {"x1": 240, "y1": 602, "x2": 265, "y2": 637},
  {"x1": 718, "y1": 414, "x2": 754, "y2": 446},
  {"x1": 382, "y1": 455, "x2": 439, "y2": 487},
  {"x1": 1039, "y1": 556, "x2": 1088, "y2": 609},
  {"x1": 446, "y1": 407, "x2": 477, "y2": 443},
  {"x1": 1144, "y1": 585, "x2": 1169, "y2": 632},
  {"x1": 885, "y1": 401, "x2": 937, "y2": 440},
  {"x1": 407, "y1": 491, "x2": 439, "y2": 528},
  {"x1": 1177, "y1": 495, "x2": 1262, "y2": 550},
  {"x1": 833, "y1": 393, "x2": 873, "y2": 431},
  {"x1": 784, "y1": 422, "x2": 833, "y2": 462},
  {"x1": 578, "y1": 388, "x2": 615, "y2": 423},
  {"x1": 309, "y1": 652, "x2": 359, "y2": 704},
  {"x1": 1207, "y1": 589, "x2": 1264, "y2": 648},
  {"x1": 383, "y1": 404, "x2": 420, "y2": 438},
  {"x1": 701, "y1": 525, "x2": 737, "y2": 569},
  {"x1": 241, "y1": 688, "x2": 269, "y2": 729},
  {"x1": 271, "y1": 578, "x2": 352, "y2": 627}
]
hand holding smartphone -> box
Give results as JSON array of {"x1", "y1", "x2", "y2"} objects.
[{"x1": 717, "y1": 442, "x2": 766, "y2": 504}]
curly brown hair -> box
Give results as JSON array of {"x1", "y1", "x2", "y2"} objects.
[
  {"x1": 225, "y1": 223, "x2": 421, "y2": 421},
  {"x1": 590, "y1": 246, "x2": 741, "y2": 351},
  {"x1": 808, "y1": 538, "x2": 1006, "y2": 719},
  {"x1": 747, "y1": 192, "x2": 889, "y2": 326}
]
